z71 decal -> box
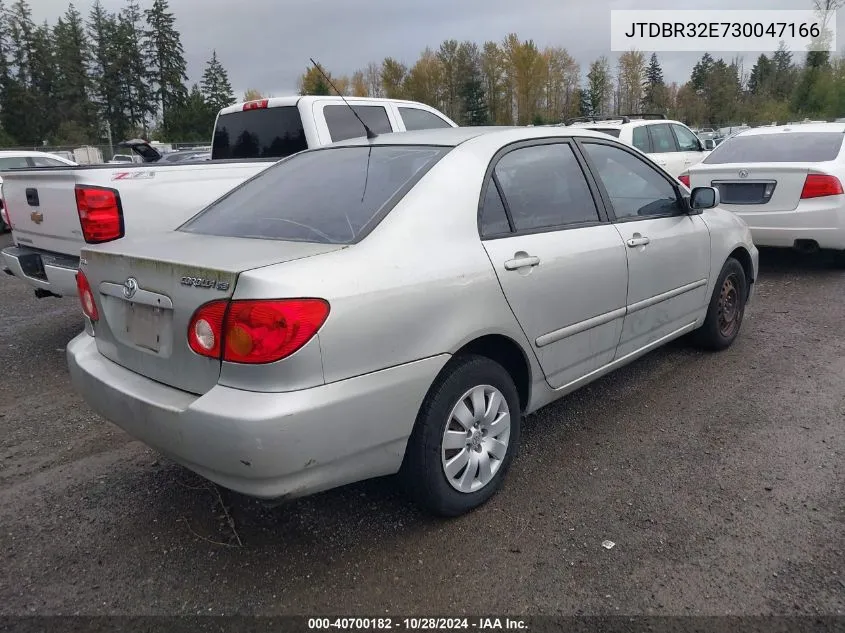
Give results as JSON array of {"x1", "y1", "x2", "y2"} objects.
[{"x1": 111, "y1": 171, "x2": 156, "y2": 181}]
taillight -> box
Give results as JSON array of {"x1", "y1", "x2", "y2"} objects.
[
  {"x1": 74, "y1": 185, "x2": 124, "y2": 243},
  {"x1": 243, "y1": 99, "x2": 269, "y2": 111},
  {"x1": 800, "y1": 173, "x2": 843, "y2": 199},
  {"x1": 187, "y1": 298, "x2": 330, "y2": 364},
  {"x1": 0, "y1": 198, "x2": 10, "y2": 229},
  {"x1": 678, "y1": 174, "x2": 690, "y2": 188},
  {"x1": 187, "y1": 299, "x2": 227, "y2": 358},
  {"x1": 76, "y1": 271, "x2": 99, "y2": 321}
]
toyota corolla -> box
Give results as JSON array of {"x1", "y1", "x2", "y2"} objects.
[{"x1": 67, "y1": 126, "x2": 758, "y2": 517}]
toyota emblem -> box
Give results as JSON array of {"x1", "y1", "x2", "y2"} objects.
[
  {"x1": 123, "y1": 277, "x2": 138, "y2": 299},
  {"x1": 738, "y1": 169, "x2": 749, "y2": 179}
]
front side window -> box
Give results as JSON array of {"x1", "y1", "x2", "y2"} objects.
[
  {"x1": 399, "y1": 107, "x2": 452, "y2": 131},
  {"x1": 324, "y1": 105, "x2": 393, "y2": 142},
  {"x1": 181, "y1": 145, "x2": 450, "y2": 244},
  {"x1": 672, "y1": 124, "x2": 701, "y2": 152},
  {"x1": 493, "y1": 143, "x2": 600, "y2": 231},
  {"x1": 582, "y1": 142, "x2": 680, "y2": 220},
  {"x1": 648, "y1": 124, "x2": 678, "y2": 153}
]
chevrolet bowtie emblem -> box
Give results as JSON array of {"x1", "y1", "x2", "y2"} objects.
[{"x1": 30, "y1": 210, "x2": 43, "y2": 224}]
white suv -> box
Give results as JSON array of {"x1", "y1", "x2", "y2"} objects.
[{"x1": 564, "y1": 114, "x2": 710, "y2": 178}]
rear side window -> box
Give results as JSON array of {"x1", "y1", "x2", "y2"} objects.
[
  {"x1": 181, "y1": 146, "x2": 450, "y2": 244},
  {"x1": 324, "y1": 105, "x2": 393, "y2": 142},
  {"x1": 31, "y1": 157, "x2": 69, "y2": 167},
  {"x1": 632, "y1": 127, "x2": 651, "y2": 152},
  {"x1": 703, "y1": 132, "x2": 845, "y2": 163},
  {"x1": 480, "y1": 182, "x2": 511, "y2": 237},
  {"x1": 399, "y1": 107, "x2": 452, "y2": 131},
  {"x1": 212, "y1": 106, "x2": 308, "y2": 160},
  {"x1": 0, "y1": 157, "x2": 31, "y2": 169},
  {"x1": 494, "y1": 143, "x2": 600, "y2": 231},
  {"x1": 648, "y1": 124, "x2": 678, "y2": 152}
]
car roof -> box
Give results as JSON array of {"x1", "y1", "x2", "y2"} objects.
[
  {"x1": 565, "y1": 117, "x2": 684, "y2": 129},
  {"x1": 0, "y1": 150, "x2": 71, "y2": 158},
  {"x1": 326, "y1": 125, "x2": 618, "y2": 148},
  {"x1": 218, "y1": 95, "x2": 452, "y2": 116},
  {"x1": 733, "y1": 123, "x2": 845, "y2": 137}
]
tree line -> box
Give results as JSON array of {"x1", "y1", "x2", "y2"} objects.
[
  {"x1": 0, "y1": 0, "x2": 235, "y2": 148},
  {"x1": 298, "y1": 38, "x2": 845, "y2": 128}
]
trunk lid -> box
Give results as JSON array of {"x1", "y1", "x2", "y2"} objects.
[
  {"x1": 688, "y1": 163, "x2": 811, "y2": 213},
  {"x1": 3, "y1": 170, "x2": 84, "y2": 256},
  {"x1": 83, "y1": 231, "x2": 344, "y2": 394}
]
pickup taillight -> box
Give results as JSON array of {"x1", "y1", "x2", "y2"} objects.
[{"x1": 74, "y1": 185, "x2": 124, "y2": 243}]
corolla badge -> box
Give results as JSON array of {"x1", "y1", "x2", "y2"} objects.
[
  {"x1": 738, "y1": 169, "x2": 749, "y2": 179},
  {"x1": 123, "y1": 277, "x2": 139, "y2": 299},
  {"x1": 180, "y1": 276, "x2": 230, "y2": 291}
]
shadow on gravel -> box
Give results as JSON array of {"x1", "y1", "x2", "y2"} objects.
[{"x1": 756, "y1": 247, "x2": 844, "y2": 275}]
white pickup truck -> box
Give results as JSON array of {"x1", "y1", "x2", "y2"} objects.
[{"x1": 1, "y1": 95, "x2": 457, "y2": 299}]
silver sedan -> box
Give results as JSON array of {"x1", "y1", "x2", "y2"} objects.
[{"x1": 67, "y1": 126, "x2": 758, "y2": 516}]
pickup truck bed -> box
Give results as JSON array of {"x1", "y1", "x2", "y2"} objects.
[{"x1": 1, "y1": 159, "x2": 275, "y2": 297}]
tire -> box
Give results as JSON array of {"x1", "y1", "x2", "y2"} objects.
[
  {"x1": 401, "y1": 354, "x2": 521, "y2": 517},
  {"x1": 692, "y1": 257, "x2": 748, "y2": 351}
]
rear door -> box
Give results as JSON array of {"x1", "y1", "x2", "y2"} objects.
[
  {"x1": 671, "y1": 123, "x2": 709, "y2": 171},
  {"x1": 479, "y1": 139, "x2": 629, "y2": 389},
  {"x1": 579, "y1": 138, "x2": 711, "y2": 359}
]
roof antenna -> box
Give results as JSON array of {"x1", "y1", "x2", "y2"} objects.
[{"x1": 309, "y1": 57, "x2": 377, "y2": 140}]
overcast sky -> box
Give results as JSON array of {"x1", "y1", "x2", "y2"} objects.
[{"x1": 31, "y1": 0, "x2": 840, "y2": 99}]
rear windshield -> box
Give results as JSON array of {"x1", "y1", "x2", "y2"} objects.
[
  {"x1": 703, "y1": 132, "x2": 845, "y2": 164},
  {"x1": 181, "y1": 145, "x2": 450, "y2": 244},
  {"x1": 586, "y1": 127, "x2": 621, "y2": 138},
  {"x1": 212, "y1": 106, "x2": 308, "y2": 160}
]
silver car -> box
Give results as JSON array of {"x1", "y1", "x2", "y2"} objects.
[{"x1": 67, "y1": 126, "x2": 758, "y2": 517}]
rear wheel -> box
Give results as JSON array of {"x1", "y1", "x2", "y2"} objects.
[
  {"x1": 692, "y1": 257, "x2": 747, "y2": 351},
  {"x1": 401, "y1": 355, "x2": 521, "y2": 517}
]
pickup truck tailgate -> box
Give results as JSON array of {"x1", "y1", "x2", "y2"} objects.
[{"x1": 3, "y1": 170, "x2": 83, "y2": 257}]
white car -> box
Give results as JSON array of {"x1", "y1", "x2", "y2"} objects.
[
  {"x1": 565, "y1": 114, "x2": 709, "y2": 178},
  {"x1": 682, "y1": 123, "x2": 845, "y2": 264},
  {"x1": 0, "y1": 151, "x2": 77, "y2": 232}
]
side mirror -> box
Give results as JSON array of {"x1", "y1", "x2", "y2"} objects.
[{"x1": 689, "y1": 186, "x2": 720, "y2": 212}]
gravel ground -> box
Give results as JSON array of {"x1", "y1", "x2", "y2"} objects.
[{"x1": 0, "y1": 232, "x2": 842, "y2": 617}]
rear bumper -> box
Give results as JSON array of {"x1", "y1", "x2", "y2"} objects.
[
  {"x1": 731, "y1": 200, "x2": 845, "y2": 250},
  {"x1": 1, "y1": 245, "x2": 79, "y2": 296},
  {"x1": 67, "y1": 333, "x2": 449, "y2": 500}
]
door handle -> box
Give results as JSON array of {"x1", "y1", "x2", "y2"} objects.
[
  {"x1": 504, "y1": 255, "x2": 541, "y2": 270},
  {"x1": 626, "y1": 236, "x2": 650, "y2": 248}
]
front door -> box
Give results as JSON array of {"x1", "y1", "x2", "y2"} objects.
[
  {"x1": 646, "y1": 123, "x2": 685, "y2": 177},
  {"x1": 579, "y1": 139, "x2": 711, "y2": 359},
  {"x1": 479, "y1": 140, "x2": 629, "y2": 389}
]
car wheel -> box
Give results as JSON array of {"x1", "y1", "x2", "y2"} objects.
[
  {"x1": 692, "y1": 257, "x2": 747, "y2": 351},
  {"x1": 401, "y1": 354, "x2": 521, "y2": 517}
]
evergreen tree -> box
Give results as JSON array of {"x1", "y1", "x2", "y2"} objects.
[
  {"x1": 166, "y1": 83, "x2": 214, "y2": 141},
  {"x1": 200, "y1": 50, "x2": 234, "y2": 113},
  {"x1": 0, "y1": 1, "x2": 13, "y2": 144},
  {"x1": 29, "y1": 21, "x2": 56, "y2": 141},
  {"x1": 2, "y1": 0, "x2": 38, "y2": 143},
  {"x1": 460, "y1": 66, "x2": 489, "y2": 125},
  {"x1": 118, "y1": 0, "x2": 154, "y2": 134},
  {"x1": 53, "y1": 3, "x2": 95, "y2": 141},
  {"x1": 771, "y1": 42, "x2": 796, "y2": 101},
  {"x1": 641, "y1": 53, "x2": 666, "y2": 111},
  {"x1": 747, "y1": 54, "x2": 772, "y2": 96},
  {"x1": 89, "y1": 1, "x2": 129, "y2": 142},
  {"x1": 576, "y1": 88, "x2": 591, "y2": 116},
  {"x1": 143, "y1": 0, "x2": 188, "y2": 131},
  {"x1": 690, "y1": 53, "x2": 715, "y2": 94}
]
